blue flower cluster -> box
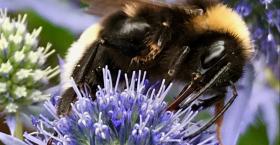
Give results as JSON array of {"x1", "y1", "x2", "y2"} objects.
[
  {"x1": 233, "y1": 0, "x2": 279, "y2": 69},
  {"x1": 23, "y1": 67, "x2": 217, "y2": 145}
]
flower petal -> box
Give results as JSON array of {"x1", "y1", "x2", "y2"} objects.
[
  {"x1": 5, "y1": 115, "x2": 16, "y2": 136},
  {"x1": 0, "y1": 132, "x2": 27, "y2": 145},
  {"x1": 221, "y1": 64, "x2": 255, "y2": 145}
]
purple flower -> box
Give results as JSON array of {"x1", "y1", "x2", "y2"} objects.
[
  {"x1": 222, "y1": 57, "x2": 279, "y2": 145},
  {"x1": 222, "y1": 3, "x2": 279, "y2": 142},
  {"x1": 266, "y1": 10, "x2": 280, "y2": 32},
  {"x1": 241, "y1": 58, "x2": 279, "y2": 144},
  {"x1": 0, "y1": 67, "x2": 219, "y2": 145},
  {"x1": 250, "y1": 26, "x2": 279, "y2": 67},
  {"x1": 235, "y1": 2, "x2": 252, "y2": 17},
  {"x1": 252, "y1": 27, "x2": 265, "y2": 41},
  {"x1": 259, "y1": 0, "x2": 273, "y2": 9}
]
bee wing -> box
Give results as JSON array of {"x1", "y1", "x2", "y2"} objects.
[
  {"x1": 83, "y1": 0, "x2": 124, "y2": 16},
  {"x1": 58, "y1": 39, "x2": 111, "y2": 115},
  {"x1": 83, "y1": 0, "x2": 163, "y2": 16},
  {"x1": 83, "y1": 0, "x2": 203, "y2": 16},
  {"x1": 58, "y1": 23, "x2": 109, "y2": 115},
  {"x1": 71, "y1": 40, "x2": 104, "y2": 84}
]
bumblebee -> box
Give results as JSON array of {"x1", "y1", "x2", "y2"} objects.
[{"x1": 58, "y1": 0, "x2": 253, "y2": 142}]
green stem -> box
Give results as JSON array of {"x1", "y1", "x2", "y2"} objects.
[{"x1": 14, "y1": 112, "x2": 23, "y2": 140}]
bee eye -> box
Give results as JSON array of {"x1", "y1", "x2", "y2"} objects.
[{"x1": 201, "y1": 40, "x2": 225, "y2": 68}]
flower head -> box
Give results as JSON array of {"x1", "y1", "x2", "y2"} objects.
[
  {"x1": 0, "y1": 9, "x2": 59, "y2": 114},
  {"x1": 235, "y1": 2, "x2": 252, "y2": 17},
  {"x1": 259, "y1": 0, "x2": 273, "y2": 8},
  {"x1": 266, "y1": 9, "x2": 280, "y2": 32},
  {"x1": 24, "y1": 67, "x2": 217, "y2": 145}
]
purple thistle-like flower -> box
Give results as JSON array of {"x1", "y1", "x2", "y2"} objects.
[
  {"x1": 21, "y1": 67, "x2": 218, "y2": 145},
  {"x1": 235, "y1": 2, "x2": 252, "y2": 17},
  {"x1": 259, "y1": 0, "x2": 273, "y2": 8},
  {"x1": 266, "y1": 9, "x2": 280, "y2": 32}
]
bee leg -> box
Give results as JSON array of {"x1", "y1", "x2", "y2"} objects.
[
  {"x1": 215, "y1": 97, "x2": 225, "y2": 145},
  {"x1": 167, "y1": 72, "x2": 202, "y2": 111},
  {"x1": 190, "y1": 92, "x2": 225, "y2": 111},
  {"x1": 184, "y1": 81, "x2": 238, "y2": 139},
  {"x1": 189, "y1": 92, "x2": 226, "y2": 144},
  {"x1": 179, "y1": 62, "x2": 231, "y2": 109},
  {"x1": 57, "y1": 40, "x2": 106, "y2": 115},
  {"x1": 57, "y1": 87, "x2": 77, "y2": 116}
]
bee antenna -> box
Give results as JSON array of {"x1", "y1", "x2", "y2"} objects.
[{"x1": 184, "y1": 81, "x2": 238, "y2": 139}]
